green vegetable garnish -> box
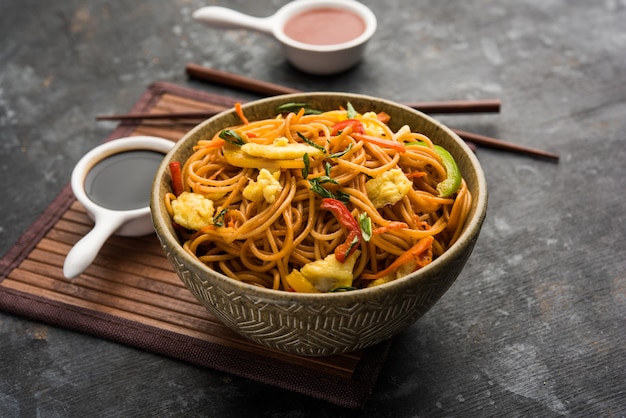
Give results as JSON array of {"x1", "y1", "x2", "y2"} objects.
[
  {"x1": 433, "y1": 145, "x2": 462, "y2": 197},
  {"x1": 324, "y1": 161, "x2": 332, "y2": 177},
  {"x1": 302, "y1": 153, "x2": 310, "y2": 178},
  {"x1": 314, "y1": 163, "x2": 338, "y2": 185},
  {"x1": 275, "y1": 101, "x2": 358, "y2": 118},
  {"x1": 327, "y1": 143, "x2": 353, "y2": 159},
  {"x1": 316, "y1": 175, "x2": 338, "y2": 185},
  {"x1": 308, "y1": 178, "x2": 348, "y2": 202},
  {"x1": 346, "y1": 102, "x2": 357, "y2": 119},
  {"x1": 335, "y1": 190, "x2": 351, "y2": 203},
  {"x1": 276, "y1": 102, "x2": 323, "y2": 115},
  {"x1": 358, "y1": 212, "x2": 372, "y2": 242},
  {"x1": 219, "y1": 129, "x2": 246, "y2": 146},
  {"x1": 309, "y1": 179, "x2": 336, "y2": 199},
  {"x1": 297, "y1": 132, "x2": 326, "y2": 153},
  {"x1": 213, "y1": 209, "x2": 228, "y2": 227},
  {"x1": 406, "y1": 141, "x2": 462, "y2": 197},
  {"x1": 306, "y1": 157, "x2": 350, "y2": 201}
]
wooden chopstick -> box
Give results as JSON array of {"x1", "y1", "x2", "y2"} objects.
[
  {"x1": 185, "y1": 63, "x2": 501, "y2": 114},
  {"x1": 452, "y1": 129, "x2": 559, "y2": 161},
  {"x1": 97, "y1": 63, "x2": 558, "y2": 161},
  {"x1": 403, "y1": 99, "x2": 501, "y2": 114},
  {"x1": 184, "y1": 63, "x2": 559, "y2": 161},
  {"x1": 96, "y1": 110, "x2": 221, "y2": 121},
  {"x1": 97, "y1": 101, "x2": 501, "y2": 120},
  {"x1": 96, "y1": 109, "x2": 557, "y2": 160},
  {"x1": 186, "y1": 63, "x2": 300, "y2": 96}
]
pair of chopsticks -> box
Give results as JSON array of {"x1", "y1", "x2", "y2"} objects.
[
  {"x1": 97, "y1": 63, "x2": 559, "y2": 161},
  {"x1": 184, "y1": 64, "x2": 503, "y2": 114}
]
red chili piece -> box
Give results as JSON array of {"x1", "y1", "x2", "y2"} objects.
[
  {"x1": 331, "y1": 119, "x2": 365, "y2": 136},
  {"x1": 320, "y1": 198, "x2": 362, "y2": 262},
  {"x1": 169, "y1": 161, "x2": 184, "y2": 196}
]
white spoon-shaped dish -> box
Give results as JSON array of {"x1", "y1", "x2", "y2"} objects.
[{"x1": 193, "y1": 0, "x2": 377, "y2": 75}]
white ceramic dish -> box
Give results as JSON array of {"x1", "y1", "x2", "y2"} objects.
[
  {"x1": 63, "y1": 136, "x2": 174, "y2": 279},
  {"x1": 193, "y1": 0, "x2": 377, "y2": 75}
]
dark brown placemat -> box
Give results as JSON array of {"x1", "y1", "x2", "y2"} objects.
[{"x1": 0, "y1": 81, "x2": 391, "y2": 409}]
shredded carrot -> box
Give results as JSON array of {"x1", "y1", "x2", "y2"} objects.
[
  {"x1": 373, "y1": 221, "x2": 409, "y2": 235},
  {"x1": 407, "y1": 171, "x2": 428, "y2": 179},
  {"x1": 354, "y1": 133, "x2": 406, "y2": 153},
  {"x1": 377, "y1": 111, "x2": 391, "y2": 123},
  {"x1": 235, "y1": 102, "x2": 249, "y2": 125},
  {"x1": 203, "y1": 138, "x2": 226, "y2": 148},
  {"x1": 360, "y1": 236, "x2": 434, "y2": 280},
  {"x1": 416, "y1": 219, "x2": 431, "y2": 230},
  {"x1": 199, "y1": 225, "x2": 217, "y2": 233}
]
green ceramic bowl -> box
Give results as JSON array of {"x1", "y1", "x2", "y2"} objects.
[{"x1": 151, "y1": 92, "x2": 488, "y2": 356}]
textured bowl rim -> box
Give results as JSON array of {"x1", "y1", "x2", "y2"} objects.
[{"x1": 151, "y1": 92, "x2": 488, "y2": 302}]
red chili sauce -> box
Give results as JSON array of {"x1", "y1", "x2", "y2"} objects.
[{"x1": 283, "y1": 8, "x2": 366, "y2": 46}]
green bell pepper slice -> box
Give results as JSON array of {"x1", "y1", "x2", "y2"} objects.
[{"x1": 406, "y1": 142, "x2": 462, "y2": 197}]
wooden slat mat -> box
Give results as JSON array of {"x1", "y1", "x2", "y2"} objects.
[{"x1": 0, "y1": 81, "x2": 391, "y2": 409}]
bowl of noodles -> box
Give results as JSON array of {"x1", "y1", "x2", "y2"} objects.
[{"x1": 151, "y1": 92, "x2": 487, "y2": 356}]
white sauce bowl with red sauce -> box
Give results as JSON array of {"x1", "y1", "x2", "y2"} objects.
[{"x1": 193, "y1": 0, "x2": 377, "y2": 75}]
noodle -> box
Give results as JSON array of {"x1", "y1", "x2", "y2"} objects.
[{"x1": 166, "y1": 104, "x2": 473, "y2": 292}]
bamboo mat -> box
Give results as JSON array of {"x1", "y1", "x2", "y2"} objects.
[{"x1": 0, "y1": 81, "x2": 391, "y2": 409}]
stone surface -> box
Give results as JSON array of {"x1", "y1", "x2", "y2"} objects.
[{"x1": 1, "y1": 0, "x2": 625, "y2": 416}]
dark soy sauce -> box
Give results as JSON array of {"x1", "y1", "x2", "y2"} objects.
[{"x1": 84, "y1": 150, "x2": 164, "y2": 211}]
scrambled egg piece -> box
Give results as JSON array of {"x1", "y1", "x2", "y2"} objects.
[
  {"x1": 242, "y1": 169, "x2": 283, "y2": 203},
  {"x1": 286, "y1": 251, "x2": 360, "y2": 293},
  {"x1": 393, "y1": 125, "x2": 412, "y2": 141},
  {"x1": 366, "y1": 168, "x2": 412, "y2": 208},
  {"x1": 241, "y1": 136, "x2": 325, "y2": 160},
  {"x1": 358, "y1": 111, "x2": 386, "y2": 137},
  {"x1": 171, "y1": 192, "x2": 215, "y2": 230}
]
